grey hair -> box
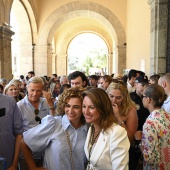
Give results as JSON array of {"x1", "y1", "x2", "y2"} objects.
[
  {"x1": 27, "y1": 76, "x2": 44, "y2": 88},
  {"x1": 60, "y1": 76, "x2": 67, "y2": 83},
  {"x1": 0, "y1": 78, "x2": 7, "y2": 84}
]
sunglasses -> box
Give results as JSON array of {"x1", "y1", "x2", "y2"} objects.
[
  {"x1": 34, "y1": 109, "x2": 41, "y2": 124},
  {"x1": 112, "y1": 79, "x2": 126, "y2": 86}
]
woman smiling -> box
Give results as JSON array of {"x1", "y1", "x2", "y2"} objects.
[
  {"x1": 82, "y1": 88, "x2": 129, "y2": 170},
  {"x1": 21, "y1": 87, "x2": 88, "y2": 170}
]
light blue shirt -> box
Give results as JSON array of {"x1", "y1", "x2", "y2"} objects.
[
  {"x1": 0, "y1": 94, "x2": 23, "y2": 168},
  {"x1": 162, "y1": 95, "x2": 170, "y2": 113},
  {"x1": 23, "y1": 115, "x2": 88, "y2": 170},
  {"x1": 17, "y1": 95, "x2": 50, "y2": 131},
  {"x1": 17, "y1": 95, "x2": 50, "y2": 159}
]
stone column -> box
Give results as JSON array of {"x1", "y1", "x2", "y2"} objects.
[
  {"x1": 148, "y1": 0, "x2": 168, "y2": 75},
  {"x1": 34, "y1": 45, "x2": 48, "y2": 76},
  {"x1": 166, "y1": 0, "x2": 170, "y2": 72},
  {"x1": 47, "y1": 44, "x2": 53, "y2": 76},
  {"x1": 57, "y1": 53, "x2": 67, "y2": 76},
  {"x1": 0, "y1": 26, "x2": 14, "y2": 80},
  {"x1": 117, "y1": 45, "x2": 126, "y2": 74}
]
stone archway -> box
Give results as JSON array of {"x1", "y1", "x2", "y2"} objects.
[
  {"x1": 20, "y1": 0, "x2": 38, "y2": 43},
  {"x1": 36, "y1": 1, "x2": 126, "y2": 76},
  {"x1": 10, "y1": 0, "x2": 38, "y2": 77},
  {"x1": 55, "y1": 25, "x2": 113, "y2": 76}
]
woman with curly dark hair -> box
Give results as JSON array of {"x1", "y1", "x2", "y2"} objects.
[{"x1": 21, "y1": 87, "x2": 88, "y2": 170}]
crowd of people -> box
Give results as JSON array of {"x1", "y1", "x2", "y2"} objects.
[{"x1": 0, "y1": 69, "x2": 170, "y2": 170}]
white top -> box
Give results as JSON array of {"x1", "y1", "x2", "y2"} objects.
[
  {"x1": 84, "y1": 123, "x2": 130, "y2": 170},
  {"x1": 127, "y1": 81, "x2": 135, "y2": 93},
  {"x1": 162, "y1": 95, "x2": 170, "y2": 113}
]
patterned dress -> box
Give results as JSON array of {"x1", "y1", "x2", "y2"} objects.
[{"x1": 142, "y1": 108, "x2": 170, "y2": 170}]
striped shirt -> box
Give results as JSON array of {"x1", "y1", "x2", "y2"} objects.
[{"x1": 23, "y1": 114, "x2": 88, "y2": 170}]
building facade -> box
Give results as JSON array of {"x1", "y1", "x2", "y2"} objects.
[{"x1": 0, "y1": 0, "x2": 169, "y2": 79}]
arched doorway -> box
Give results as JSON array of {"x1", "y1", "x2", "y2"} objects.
[
  {"x1": 67, "y1": 32, "x2": 109, "y2": 75},
  {"x1": 37, "y1": 1, "x2": 126, "y2": 76},
  {"x1": 10, "y1": 0, "x2": 37, "y2": 78}
]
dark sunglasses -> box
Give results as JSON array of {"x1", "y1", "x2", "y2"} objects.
[{"x1": 34, "y1": 109, "x2": 41, "y2": 124}]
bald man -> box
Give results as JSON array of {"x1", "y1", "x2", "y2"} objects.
[{"x1": 158, "y1": 73, "x2": 170, "y2": 113}]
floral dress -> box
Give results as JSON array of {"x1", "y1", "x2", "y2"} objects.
[{"x1": 142, "y1": 108, "x2": 170, "y2": 170}]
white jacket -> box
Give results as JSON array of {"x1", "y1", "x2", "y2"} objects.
[{"x1": 84, "y1": 123, "x2": 130, "y2": 170}]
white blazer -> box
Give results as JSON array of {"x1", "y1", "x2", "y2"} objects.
[{"x1": 84, "y1": 123, "x2": 130, "y2": 170}]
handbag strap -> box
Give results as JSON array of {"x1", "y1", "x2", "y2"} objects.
[{"x1": 65, "y1": 130, "x2": 74, "y2": 170}]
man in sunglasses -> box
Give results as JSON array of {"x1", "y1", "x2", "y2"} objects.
[{"x1": 17, "y1": 76, "x2": 54, "y2": 170}]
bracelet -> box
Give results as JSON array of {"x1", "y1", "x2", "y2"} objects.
[
  {"x1": 49, "y1": 105, "x2": 55, "y2": 110},
  {"x1": 118, "y1": 121, "x2": 124, "y2": 125}
]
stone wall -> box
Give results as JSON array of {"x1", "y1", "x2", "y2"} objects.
[{"x1": 166, "y1": 0, "x2": 170, "y2": 72}]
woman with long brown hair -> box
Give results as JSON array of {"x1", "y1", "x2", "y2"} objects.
[{"x1": 82, "y1": 88, "x2": 129, "y2": 170}]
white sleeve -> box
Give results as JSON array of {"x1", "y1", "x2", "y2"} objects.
[{"x1": 109, "y1": 125, "x2": 130, "y2": 170}]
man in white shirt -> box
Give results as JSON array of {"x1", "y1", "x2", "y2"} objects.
[
  {"x1": 158, "y1": 73, "x2": 170, "y2": 113},
  {"x1": 127, "y1": 69, "x2": 137, "y2": 93}
]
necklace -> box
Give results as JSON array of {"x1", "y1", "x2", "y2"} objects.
[
  {"x1": 88, "y1": 125, "x2": 101, "y2": 165},
  {"x1": 65, "y1": 130, "x2": 74, "y2": 170}
]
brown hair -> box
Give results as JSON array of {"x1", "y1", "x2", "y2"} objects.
[
  {"x1": 150, "y1": 74, "x2": 160, "y2": 84},
  {"x1": 83, "y1": 88, "x2": 117, "y2": 131},
  {"x1": 144, "y1": 84, "x2": 167, "y2": 107},
  {"x1": 102, "y1": 75, "x2": 113, "y2": 84},
  {"x1": 56, "y1": 87, "x2": 85, "y2": 123}
]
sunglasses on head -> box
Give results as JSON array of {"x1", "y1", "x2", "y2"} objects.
[
  {"x1": 34, "y1": 109, "x2": 41, "y2": 124},
  {"x1": 112, "y1": 79, "x2": 126, "y2": 86}
]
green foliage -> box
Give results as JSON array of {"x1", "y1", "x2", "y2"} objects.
[{"x1": 68, "y1": 50, "x2": 108, "y2": 75}]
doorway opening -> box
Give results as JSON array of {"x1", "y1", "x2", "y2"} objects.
[{"x1": 67, "y1": 33, "x2": 109, "y2": 76}]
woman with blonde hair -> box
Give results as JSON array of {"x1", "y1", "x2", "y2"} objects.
[
  {"x1": 82, "y1": 88, "x2": 130, "y2": 170},
  {"x1": 106, "y1": 82, "x2": 138, "y2": 143},
  {"x1": 4, "y1": 83, "x2": 19, "y2": 102},
  {"x1": 9, "y1": 79, "x2": 25, "y2": 100}
]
